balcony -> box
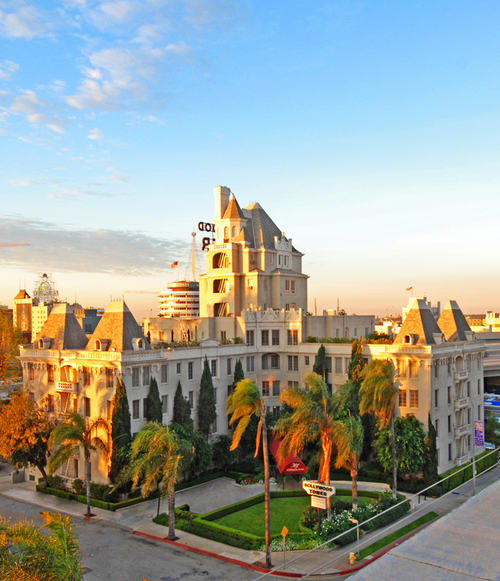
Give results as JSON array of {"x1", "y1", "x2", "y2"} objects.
[
  {"x1": 454, "y1": 397, "x2": 471, "y2": 411},
  {"x1": 455, "y1": 424, "x2": 470, "y2": 438},
  {"x1": 455, "y1": 454, "x2": 470, "y2": 467},
  {"x1": 55, "y1": 381, "x2": 77, "y2": 394},
  {"x1": 455, "y1": 370, "x2": 469, "y2": 381}
]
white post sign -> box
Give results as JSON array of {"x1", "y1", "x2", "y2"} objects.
[
  {"x1": 301, "y1": 480, "x2": 336, "y2": 498},
  {"x1": 311, "y1": 495, "x2": 327, "y2": 509}
]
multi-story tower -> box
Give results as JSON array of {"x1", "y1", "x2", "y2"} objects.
[{"x1": 199, "y1": 186, "x2": 308, "y2": 318}]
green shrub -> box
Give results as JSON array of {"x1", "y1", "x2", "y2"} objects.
[
  {"x1": 45, "y1": 475, "x2": 66, "y2": 490},
  {"x1": 89, "y1": 482, "x2": 111, "y2": 501},
  {"x1": 72, "y1": 479, "x2": 85, "y2": 495},
  {"x1": 441, "y1": 450, "x2": 498, "y2": 494}
]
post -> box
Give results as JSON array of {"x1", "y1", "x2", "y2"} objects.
[
  {"x1": 349, "y1": 518, "x2": 359, "y2": 556},
  {"x1": 472, "y1": 407, "x2": 476, "y2": 496}
]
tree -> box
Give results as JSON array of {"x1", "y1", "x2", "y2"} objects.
[
  {"x1": 226, "y1": 378, "x2": 272, "y2": 568},
  {"x1": 48, "y1": 413, "x2": 109, "y2": 518},
  {"x1": 313, "y1": 344, "x2": 328, "y2": 386},
  {"x1": 276, "y1": 373, "x2": 336, "y2": 486},
  {"x1": 145, "y1": 377, "x2": 163, "y2": 424},
  {"x1": 359, "y1": 359, "x2": 398, "y2": 498},
  {"x1": 0, "y1": 391, "x2": 54, "y2": 480},
  {"x1": 0, "y1": 311, "x2": 24, "y2": 382},
  {"x1": 333, "y1": 339, "x2": 365, "y2": 418},
  {"x1": 233, "y1": 358, "x2": 244, "y2": 388},
  {"x1": 170, "y1": 422, "x2": 212, "y2": 478},
  {"x1": 348, "y1": 337, "x2": 365, "y2": 384},
  {"x1": 211, "y1": 435, "x2": 236, "y2": 472},
  {"x1": 198, "y1": 357, "x2": 216, "y2": 437},
  {"x1": 484, "y1": 409, "x2": 500, "y2": 447},
  {"x1": 172, "y1": 381, "x2": 192, "y2": 426},
  {"x1": 374, "y1": 414, "x2": 426, "y2": 476},
  {"x1": 332, "y1": 415, "x2": 364, "y2": 508},
  {"x1": 108, "y1": 379, "x2": 132, "y2": 484},
  {"x1": 0, "y1": 511, "x2": 83, "y2": 581},
  {"x1": 422, "y1": 414, "x2": 439, "y2": 484},
  {"x1": 122, "y1": 422, "x2": 192, "y2": 540}
]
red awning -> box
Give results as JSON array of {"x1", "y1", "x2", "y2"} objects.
[{"x1": 268, "y1": 433, "x2": 307, "y2": 474}]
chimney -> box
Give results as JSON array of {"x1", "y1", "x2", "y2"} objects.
[{"x1": 214, "y1": 185, "x2": 230, "y2": 220}]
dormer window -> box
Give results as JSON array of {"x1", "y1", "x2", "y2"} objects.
[
  {"x1": 39, "y1": 337, "x2": 53, "y2": 349},
  {"x1": 95, "y1": 338, "x2": 110, "y2": 351},
  {"x1": 132, "y1": 338, "x2": 145, "y2": 351}
]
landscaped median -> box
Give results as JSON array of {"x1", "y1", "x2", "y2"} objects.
[{"x1": 153, "y1": 489, "x2": 411, "y2": 551}]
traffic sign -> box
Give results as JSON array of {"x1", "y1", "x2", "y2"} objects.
[
  {"x1": 302, "y1": 480, "x2": 336, "y2": 498},
  {"x1": 281, "y1": 526, "x2": 288, "y2": 538}
]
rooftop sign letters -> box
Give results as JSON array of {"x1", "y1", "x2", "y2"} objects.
[
  {"x1": 301, "y1": 480, "x2": 336, "y2": 498},
  {"x1": 198, "y1": 222, "x2": 215, "y2": 251}
]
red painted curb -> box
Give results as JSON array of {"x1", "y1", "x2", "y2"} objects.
[{"x1": 132, "y1": 531, "x2": 302, "y2": 578}]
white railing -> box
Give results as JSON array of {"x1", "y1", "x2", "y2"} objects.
[
  {"x1": 55, "y1": 381, "x2": 77, "y2": 393},
  {"x1": 455, "y1": 424, "x2": 470, "y2": 438},
  {"x1": 454, "y1": 397, "x2": 471, "y2": 410}
]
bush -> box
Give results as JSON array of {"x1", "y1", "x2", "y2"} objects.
[
  {"x1": 90, "y1": 482, "x2": 111, "y2": 501},
  {"x1": 45, "y1": 475, "x2": 66, "y2": 490},
  {"x1": 441, "y1": 450, "x2": 498, "y2": 494},
  {"x1": 72, "y1": 479, "x2": 85, "y2": 495}
]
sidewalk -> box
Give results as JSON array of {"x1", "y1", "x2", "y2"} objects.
[{"x1": 1, "y1": 467, "x2": 498, "y2": 578}]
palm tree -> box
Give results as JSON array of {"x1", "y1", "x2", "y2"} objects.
[
  {"x1": 226, "y1": 378, "x2": 272, "y2": 569},
  {"x1": 276, "y1": 372, "x2": 336, "y2": 486},
  {"x1": 331, "y1": 415, "x2": 364, "y2": 508},
  {"x1": 48, "y1": 413, "x2": 109, "y2": 518},
  {"x1": 359, "y1": 359, "x2": 398, "y2": 499},
  {"x1": 123, "y1": 422, "x2": 192, "y2": 541},
  {"x1": 0, "y1": 511, "x2": 83, "y2": 580}
]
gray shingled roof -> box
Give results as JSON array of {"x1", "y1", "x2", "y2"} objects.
[
  {"x1": 86, "y1": 301, "x2": 150, "y2": 352},
  {"x1": 438, "y1": 300, "x2": 472, "y2": 342},
  {"x1": 394, "y1": 299, "x2": 443, "y2": 345},
  {"x1": 34, "y1": 303, "x2": 88, "y2": 350},
  {"x1": 239, "y1": 202, "x2": 299, "y2": 252},
  {"x1": 222, "y1": 195, "x2": 246, "y2": 220}
]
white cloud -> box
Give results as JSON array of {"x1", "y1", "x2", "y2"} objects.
[
  {"x1": 88, "y1": 127, "x2": 103, "y2": 139},
  {"x1": 0, "y1": 60, "x2": 19, "y2": 80},
  {"x1": 11, "y1": 90, "x2": 49, "y2": 114},
  {"x1": 0, "y1": 4, "x2": 50, "y2": 38}
]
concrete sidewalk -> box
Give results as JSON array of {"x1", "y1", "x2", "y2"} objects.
[{"x1": 1, "y1": 468, "x2": 498, "y2": 578}]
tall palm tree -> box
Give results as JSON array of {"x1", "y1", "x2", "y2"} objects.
[
  {"x1": 48, "y1": 413, "x2": 109, "y2": 518},
  {"x1": 123, "y1": 422, "x2": 192, "y2": 541},
  {"x1": 275, "y1": 372, "x2": 336, "y2": 486},
  {"x1": 0, "y1": 511, "x2": 83, "y2": 581},
  {"x1": 226, "y1": 378, "x2": 272, "y2": 569},
  {"x1": 331, "y1": 415, "x2": 364, "y2": 508},
  {"x1": 359, "y1": 359, "x2": 398, "y2": 499}
]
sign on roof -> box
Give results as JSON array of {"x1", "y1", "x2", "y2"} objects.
[{"x1": 301, "y1": 480, "x2": 336, "y2": 498}]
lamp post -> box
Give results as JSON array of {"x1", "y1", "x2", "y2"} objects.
[{"x1": 348, "y1": 518, "x2": 360, "y2": 556}]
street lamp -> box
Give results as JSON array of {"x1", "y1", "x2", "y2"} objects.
[{"x1": 348, "y1": 518, "x2": 360, "y2": 556}]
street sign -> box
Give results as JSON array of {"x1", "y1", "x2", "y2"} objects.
[
  {"x1": 311, "y1": 496, "x2": 327, "y2": 510},
  {"x1": 302, "y1": 480, "x2": 336, "y2": 498},
  {"x1": 281, "y1": 526, "x2": 288, "y2": 538}
]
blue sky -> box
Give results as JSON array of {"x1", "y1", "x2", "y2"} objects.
[{"x1": 1, "y1": 0, "x2": 499, "y2": 319}]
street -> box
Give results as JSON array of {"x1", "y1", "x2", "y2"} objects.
[{"x1": 0, "y1": 495, "x2": 260, "y2": 581}]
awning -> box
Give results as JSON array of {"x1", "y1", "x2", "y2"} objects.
[{"x1": 268, "y1": 432, "x2": 307, "y2": 474}]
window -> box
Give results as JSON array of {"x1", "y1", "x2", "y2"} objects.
[
  {"x1": 188, "y1": 361, "x2": 194, "y2": 380},
  {"x1": 397, "y1": 360, "x2": 406, "y2": 377},
  {"x1": 291, "y1": 280, "x2": 295, "y2": 293},
  {"x1": 246, "y1": 356, "x2": 254, "y2": 373},
  {"x1": 84, "y1": 397, "x2": 91, "y2": 418},
  {"x1": 278, "y1": 255, "x2": 283, "y2": 266},
  {"x1": 467, "y1": 408, "x2": 471, "y2": 425},
  {"x1": 409, "y1": 361, "x2": 418, "y2": 378},
  {"x1": 227, "y1": 358, "x2": 232, "y2": 376},
  {"x1": 305, "y1": 356, "x2": 310, "y2": 366},
  {"x1": 399, "y1": 389, "x2": 407, "y2": 407},
  {"x1": 273, "y1": 381, "x2": 280, "y2": 396},
  {"x1": 143, "y1": 398, "x2": 148, "y2": 419},
  {"x1": 447, "y1": 360, "x2": 451, "y2": 375},
  {"x1": 210, "y1": 359, "x2": 217, "y2": 376},
  {"x1": 448, "y1": 443, "x2": 452, "y2": 462},
  {"x1": 271, "y1": 354, "x2": 279, "y2": 369},
  {"x1": 410, "y1": 390, "x2": 419, "y2": 409},
  {"x1": 47, "y1": 394, "x2": 55, "y2": 413},
  {"x1": 106, "y1": 368, "x2": 113, "y2": 388},
  {"x1": 213, "y1": 279, "x2": 228, "y2": 293},
  {"x1": 221, "y1": 331, "x2": 226, "y2": 341},
  {"x1": 176, "y1": 362, "x2": 181, "y2": 375},
  {"x1": 435, "y1": 419, "x2": 439, "y2": 437},
  {"x1": 447, "y1": 386, "x2": 451, "y2": 405},
  {"x1": 84, "y1": 367, "x2": 90, "y2": 386},
  {"x1": 335, "y1": 358, "x2": 342, "y2": 374},
  {"x1": 478, "y1": 405, "x2": 481, "y2": 421},
  {"x1": 161, "y1": 364, "x2": 168, "y2": 384},
  {"x1": 132, "y1": 368, "x2": 140, "y2": 387},
  {"x1": 434, "y1": 389, "x2": 439, "y2": 408},
  {"x1": 133, "y1": 400, "x2": 140, "y2": 419},
  {"x1": 287, "y1": 329, "x2": 298, "y2": 345},
  {"x1": 246, "y1": 330, "x2": 255, "y2": 346},
  {"x1": 211, "y1": 414, "x2": 218, "y2": 434},
  {"x1": 162, "y1": 395, "x2": 168, "y2": 415},
  {"x1": 288, "y1": 355, "x2": 298, "y2": 371},
  {"x1": 247, "y1": 279, "x2": 253, "y2": 289},
  {"x1": 213, "y1": 252, "x2": 228, "y2": 268},
  {"x1": 143, "y1": 366, "x2": 150, "y2": 386},
  {"x1": 262, "y1": 382, "x2": 270, "y2": 396},
  {"x1": 467, "y1": 381, "x2": 470, "y2": 397},
  {"x1": 188, "y1": 391, "x2": 194, "y2": 408},
  {"x1": 448, "y1": 415, "x2": 451, "y2": 433},
  {"x1": 261, "y1": 330, "x2": 269, "y2": 346},
  {"x1": 288, "y1": 381, "x2": 299, "y2": 388},
  {"x1": 47, "y1": 365, "x2": 54, "y2": 383},
  {"x1": 434, "y1": 362, "x2": 438, "y2": 378},
  {"x1": 478, "y1": 379, "x2": 481, "y2": 395},
  {"x1": 285, "y1": 303, "x2": 290, "y2": 311},
  {"x1": 272, "y1": 330, "x2": 280, "y2": 346},
  {"x1": 345, "y1": 358, "x2": 350, "y2": 374}
]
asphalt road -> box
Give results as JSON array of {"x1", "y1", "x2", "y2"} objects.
[{"x1": 0, "y1": 495, "x2": 260, "y2": 581}]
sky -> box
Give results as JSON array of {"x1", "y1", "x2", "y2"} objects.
[{"x1": 1, "y1": 0, "x2": 499, "y2": 321}]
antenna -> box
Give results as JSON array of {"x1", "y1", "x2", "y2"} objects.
[{"x1": 192, "y1": 231, "x2": 196, "y2": 282}]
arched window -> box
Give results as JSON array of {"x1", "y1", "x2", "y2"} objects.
[
  {"x1": 213, "y1": 279, "x2": 228, "y2": 293},
  {"x1": 213, "y1": 252, "x2": 229, "y2": 269},
  {"x1": 95, "y1": 339, "x2": 101, "y2": 350},
  {"x1": 223, "y1": 226, "x2": 229, "y2": 243}
]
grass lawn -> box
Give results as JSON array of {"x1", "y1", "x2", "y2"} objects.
[{"x1": 214, "y1": 496, "x2": 371, "y2": 537}]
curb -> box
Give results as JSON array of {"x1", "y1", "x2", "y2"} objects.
[{"x1": 133, "y1": 531, "x2": 303, "y2": 578}]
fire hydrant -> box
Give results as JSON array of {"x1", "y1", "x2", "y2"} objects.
[{"x1": 349, "y1": 552, "x2": 356, "y2": 565}]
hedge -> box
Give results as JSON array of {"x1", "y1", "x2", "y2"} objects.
[
  {"x1": 440, "y1": 449, "x2": 498, "y2": 494},
  {"x1": 36, "y1": 485, "x2": 115, "y2": 511}
]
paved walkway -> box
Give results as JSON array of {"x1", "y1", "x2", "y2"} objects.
[{"x1": 1, "y1": 466, "x2": 499, "y2": 578}]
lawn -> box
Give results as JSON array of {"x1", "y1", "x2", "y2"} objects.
[{"x1": 214, "y1": 496, "x2": 371, "y2": 537}]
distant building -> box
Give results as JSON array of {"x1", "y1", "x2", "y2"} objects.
[{"x1": 158, "y1": 281, "x2": 200, "y2": 318}]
